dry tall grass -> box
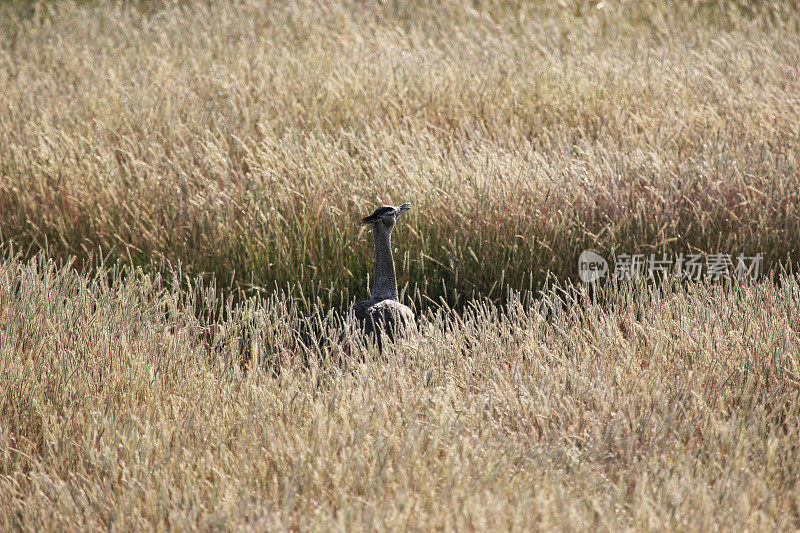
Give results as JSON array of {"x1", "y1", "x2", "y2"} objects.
[
  {"x1": 1, "y1": 1, "x2": 798, "y2": 305},
  {"x1": 2, "y1": 253, "x2": 799, "y2": 529},
  {"x1": 2, "y1": 1, "x2": 800, "y2": 530}
]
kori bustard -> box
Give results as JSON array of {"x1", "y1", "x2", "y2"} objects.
[{"x1": 350, "y1": 203, "x2": 415, "y2": 350}]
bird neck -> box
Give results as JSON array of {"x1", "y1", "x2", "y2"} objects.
[{"x1": 371, "y1": 227, "x2": 398, "y2": 300}]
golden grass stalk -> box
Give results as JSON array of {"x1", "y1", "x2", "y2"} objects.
[
  {"x1": 2, "y1": 252, "x2": 799, "y2": 529},
  {"x1": 1, "y1": 1, "x2": 798, "y2": 306}
]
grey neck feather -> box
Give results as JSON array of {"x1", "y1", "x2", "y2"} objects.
[{"x1": 371, "y1": 225, "x2": 398, "y2": 300}]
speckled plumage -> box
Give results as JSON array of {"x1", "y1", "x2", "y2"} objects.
[
  {"x1": 350, "y1": 203, "x2": 415, "y2": 351},
  {"x1": 351, "y1": 298, "x2": 415, "y2": 350}
]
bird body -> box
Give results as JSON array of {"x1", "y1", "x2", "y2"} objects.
[
  {"x1": 350, "y1": 203, "x2": 415, "y2": 350},
  {"x1": 351, "y1": 298, "x2": 415, "y2": 346}
]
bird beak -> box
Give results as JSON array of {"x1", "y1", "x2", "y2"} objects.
[{"x1": 398, "y1": 203, "x2": 411, "y2": 215}]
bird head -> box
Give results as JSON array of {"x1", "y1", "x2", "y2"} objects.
[{"x1": 361, "y1": 203, "x2": 411, "y2": 231}]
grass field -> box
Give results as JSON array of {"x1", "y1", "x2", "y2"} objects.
[{"x1": 2, "y1": 0, "x2": 800, "y2": 530}]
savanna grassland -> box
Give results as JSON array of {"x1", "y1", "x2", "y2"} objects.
[{"x1": 1, "y1": 0, "x2": 800, "y2": 530}]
